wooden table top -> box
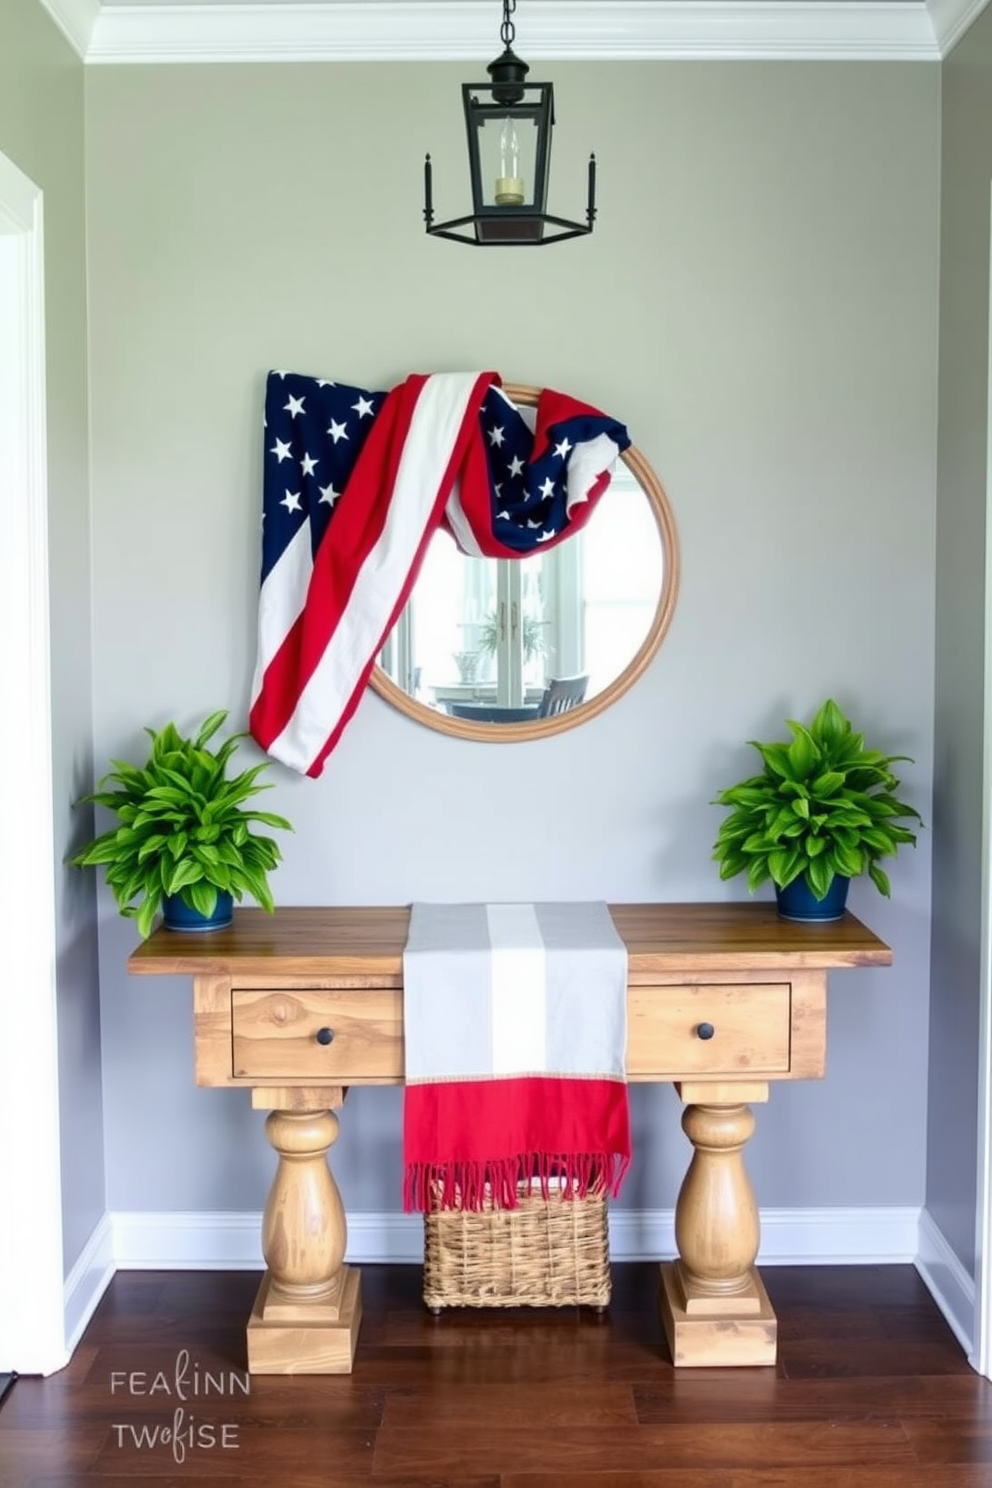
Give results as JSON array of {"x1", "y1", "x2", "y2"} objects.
[{"x1": 127, "y1": 902, "x2": 893, "y2": 982}]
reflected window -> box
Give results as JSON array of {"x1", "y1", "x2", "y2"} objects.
[
  {"x1": 378, "y1": 469, "x2": 664, "y2": 717},
  {"x1": 372, "y1": 382, "x2": 679, "y2": 741}
]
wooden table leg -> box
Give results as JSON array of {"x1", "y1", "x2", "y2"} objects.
[
  {"x1": 659, "y1": 1081, "x2": 776, "y2": 1367},
  {"x1": 246, "y1": 1086, "x2": 362, "y2": 1374}
]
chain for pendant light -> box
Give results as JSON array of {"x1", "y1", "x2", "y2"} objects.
[{"x1": 500, "y1": 0, "x2": 517, "y2": 49}]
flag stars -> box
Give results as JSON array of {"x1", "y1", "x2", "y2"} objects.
[
  {"x1": 318, "y1": 483, "x2": 340, "y2": 506},
  {"x1": 553, "y1": 437, "x2": 572, "y2": 460},
  {"x1": 539, "y1": 477, "x2": 556, "y2": 499},
  {"x1": 281, "y1": 490, "x2": 302, "y2": 514},
  {"x1": 284, "y1": 394, "x2": 306, "y2": 417},
  {"x1": 508, "y1": 455, "x2": 524, "y2": 477},
  {"x1": 352, "y1": 396, "x2": 375, "y2": 419},
  {"x1": 488, "y1": 425, "x2": 505, "y2": 448},
  {"x1": 270, "y1": 438, "x2": 293, "y2": 464},
  {"x1": 328, "y1": 419, "x2": 349, "y2": 444},
  {"x1": 300, "y1": 453, "x2": 318, "y2": 477}
]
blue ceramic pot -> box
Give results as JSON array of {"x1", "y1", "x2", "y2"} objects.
[
  {"x1": 162, "y1": 890, "x2": 234, "y2": 933},
  {"x1": 775, "y1": 875, "x2": 850, "y2": 923}
]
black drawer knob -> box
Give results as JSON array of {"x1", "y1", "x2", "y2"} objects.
[
  {"x1": 696, "y1": 1022, "x2": 715, "y2": 1041},
  {"x1": 315, "y1": 1026, "x2": 335, "y2": 1046}
]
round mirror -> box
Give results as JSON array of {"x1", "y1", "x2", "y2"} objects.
[{"x1": 369, "y1": 383, "x2": 680, "y2": 741}]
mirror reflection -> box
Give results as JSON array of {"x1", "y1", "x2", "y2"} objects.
[
  {"x1": 378, "y1": 468, "x2": 663, "y2": 727},
  {"x1": 371, "y1": 394, "x2": 680, "y2": 744}
]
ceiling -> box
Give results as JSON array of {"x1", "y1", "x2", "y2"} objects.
[{"x1": 40, "y1": 0, "x2": 981, "y2": 66}]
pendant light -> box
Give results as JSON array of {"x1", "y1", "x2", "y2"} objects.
[{"x1": 423, "y1": 0, "x2": 596, "y2": 247}]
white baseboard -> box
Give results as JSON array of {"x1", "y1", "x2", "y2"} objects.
[
  {"x1": 758, "y1": 1205, "x2": 922, "y2": 1264},
  {"x1": 63, "y1": 1212, "x2": 115, "y2": 1360},
  {"x1": 110, "y1": 1203, "x2": 923, "y2": 1269},
  {"x1": 45, "y1": 1203, "x2": 955, "y2": 1368},
  {"x1": 916, "y1": 1205, "x2": 977, "y2": 1358},
  {"x1": 58, "y1": 1204, "x2": 981, "y2": 1378},
  {"x1": 112, "y1": 1210, "x2": 265, "y2": 1269}
]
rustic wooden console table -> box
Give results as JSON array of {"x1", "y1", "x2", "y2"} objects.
[{"x1": 128, "y1": 902, "x2": 891, "y2": 1373}]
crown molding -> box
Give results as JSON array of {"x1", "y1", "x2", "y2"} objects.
[
  {"x1": 40, "y1": 0, "x2": 946, "y2": 66},
  {"x1": 41, "y1": 0, "x2": 101, "y2": 55},
  {"x1": 45, "y1": 0, "x2": 992, "y2": 65},
  {"x1": 928, "y1": 0, "x2": 990, "y2": 50}
]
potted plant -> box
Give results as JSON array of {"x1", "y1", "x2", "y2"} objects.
[
  {"x1": 478, "y1": 609, "x2": 547, "y2": 665},
  {"x1": 452, "y1": 649, "x2": 482, "y2": 685},
  {"x1": 711, "y1": 697, "x2": 921, "y2": 921},
  {"x1": 71, "y1": 709, "x2": 292, "y2": 937}
]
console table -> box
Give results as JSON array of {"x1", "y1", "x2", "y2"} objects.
[{"x1": 127, "y1": 902, "x2": 891, "y2": 1374}]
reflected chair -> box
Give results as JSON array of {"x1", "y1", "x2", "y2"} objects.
[
  {"x1": 537, "y1": 674, "x2": 589, "y2": 718},
  {"x1": 448, "y1": 703, "x2": 539, "y2": 723}
]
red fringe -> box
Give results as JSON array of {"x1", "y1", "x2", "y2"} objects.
[{"x1": 404, "y1": 1150, "x2": 631, "y2": 1215}]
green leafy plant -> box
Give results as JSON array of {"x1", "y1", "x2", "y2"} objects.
[
  {"x1": 478, "y1": 610, "x2": 547, "y2": 663},
  {"x1": 71, "y1": 710, "x2": 292, "y2": 938},
  {"x1": 712, "y1": 698, "x2": 921, "y2": 901}
]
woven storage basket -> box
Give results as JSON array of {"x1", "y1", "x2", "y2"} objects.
[{"x1": 422, "y1": 1183, "x2": 611, "y2": 1311}]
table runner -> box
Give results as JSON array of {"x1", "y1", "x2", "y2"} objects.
[{"x1": 402, "y1": 901, "x2": 631, "y2": 1213}]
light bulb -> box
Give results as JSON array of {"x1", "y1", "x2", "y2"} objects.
[
  {"x1": 499, "y1": 117, "x2": 519, "y2": 178},
  {"x1": 495, "y1": 116, "x2": 525, "y2": 206}
]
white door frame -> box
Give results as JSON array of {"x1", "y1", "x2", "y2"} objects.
[
  {"x1": 974, "y1": 189, "x2": 992, "y2": 1380},
  {"x1": 0, "y1": 149, "x2": 67, "y2": 1375},
  {"x1": 976, "y1": 574, "x2": 992, "y2": 1376}
]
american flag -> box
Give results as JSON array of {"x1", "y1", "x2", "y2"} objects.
[{"x1": 249, "y1": 370, "x2": 630, "y2": 777}]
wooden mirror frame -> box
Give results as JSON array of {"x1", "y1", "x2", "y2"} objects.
[{"x1": 368, "y1": 383, "x2": 681, "y2": 742}]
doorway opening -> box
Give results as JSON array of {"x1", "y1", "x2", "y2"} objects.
[{"x1": 0, "y1": 150, "x2": 66, "y2": 1375}]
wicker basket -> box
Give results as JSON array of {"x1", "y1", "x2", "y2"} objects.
[{"x1": 422, "y1": 1183, "x2": 611, "y2": 1311}]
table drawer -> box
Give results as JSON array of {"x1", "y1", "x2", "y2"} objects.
[
  {"x1": 231, "y1": 989, "x2": 403, "y2": 1080},
  {"x1": 627, "y1": 983, "x2": 791, "y2": 1077}
]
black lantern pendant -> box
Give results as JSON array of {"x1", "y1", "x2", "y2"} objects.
[{"x1": 424, "y1": 0, "x2": 596, "y2": 246}]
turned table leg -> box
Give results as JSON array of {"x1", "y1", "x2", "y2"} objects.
[
  {"x1": 659, "y1": 1082, "x2": 776, "y2": 1367},
  {"x1": 246, "y1": 1087, "x2": 362, "y2": 1374}
]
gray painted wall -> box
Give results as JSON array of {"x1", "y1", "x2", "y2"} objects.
[
  {"x1": 0, "y1": 0, "x2": 104, "y2": 1275},
  {"x1": 930, "y1": 10, "x2": 992, "y2": 1275},
  {"x1": 85, "y1": 60, "x2": 939, "y2": 1223}
]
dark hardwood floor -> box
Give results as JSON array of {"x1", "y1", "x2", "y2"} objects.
[{"x1": 1, "y1": 1262, "x2": 990, "y2": 1487}]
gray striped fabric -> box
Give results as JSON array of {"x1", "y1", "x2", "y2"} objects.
[{"x1": 403, "y1": 901, "x2": 628, "y2": 1085}]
